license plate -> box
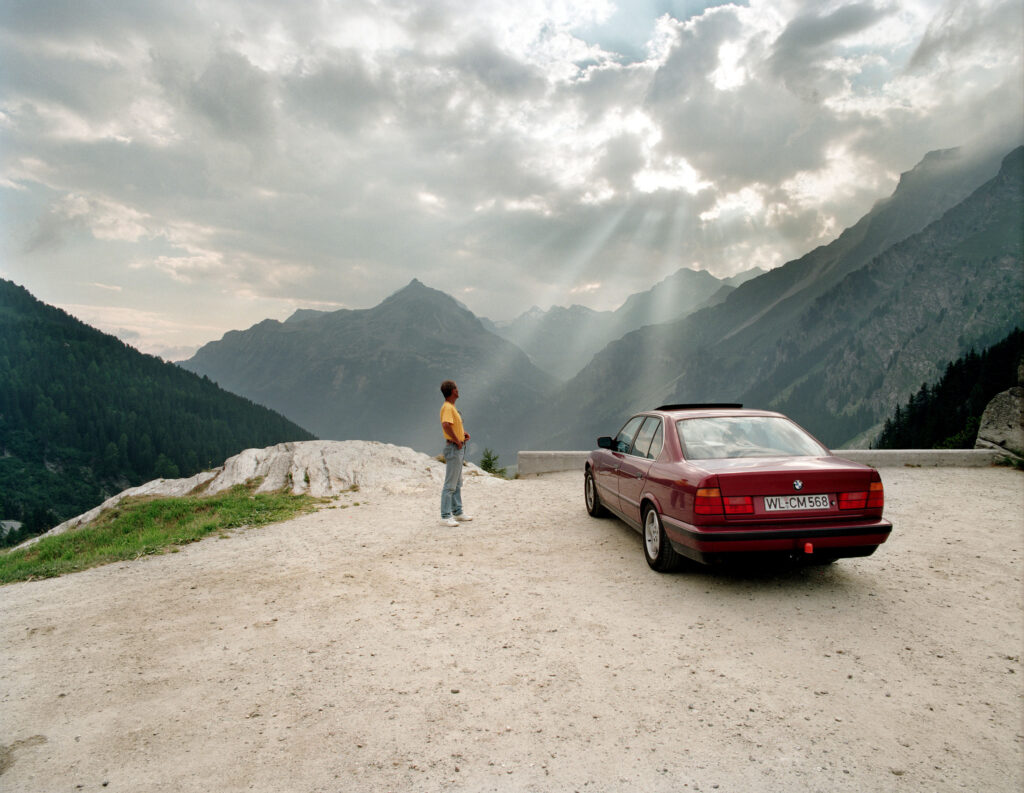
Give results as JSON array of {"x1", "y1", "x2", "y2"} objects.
[{"x1": 763, "y1": 494, "x2": 831, "y2": 512}]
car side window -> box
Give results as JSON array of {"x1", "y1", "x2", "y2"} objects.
[
  {"x1": 613, "y1": 416, "x2": 645, "y2": 454},
  {"x1": 631, "y1": 417, "x2": 659, "y2": 458},
  {"x1": 646, "y1": 421, "x2": 664, "y2": 459}
]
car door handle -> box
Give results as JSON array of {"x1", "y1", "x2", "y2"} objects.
[{"x1": 634, "y1": 472, "x2": 643, "y2": 479}]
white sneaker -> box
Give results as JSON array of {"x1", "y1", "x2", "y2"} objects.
[
  {"x1": 454, "y1": 514, "x2": 473, "y2": 522},
  {"x1": 440, "y1": 517, "x2": 459, "y2": 527}
]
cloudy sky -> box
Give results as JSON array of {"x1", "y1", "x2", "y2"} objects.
[{"x1": 1, "y1": 0, "x2": 1021, "y2": 360}]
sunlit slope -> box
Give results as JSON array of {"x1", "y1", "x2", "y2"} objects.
[{"x1": 537, "y1": 144, "x2": 1021, "y2": 449}]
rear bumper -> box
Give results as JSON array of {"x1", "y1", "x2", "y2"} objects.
[{"x1": 663, "y1": 516, "x2": 893, "y2": 564}]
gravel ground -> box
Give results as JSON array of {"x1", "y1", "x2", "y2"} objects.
[{"x1": 1, "y1": 466, "x2": 1022, "y2": 792}]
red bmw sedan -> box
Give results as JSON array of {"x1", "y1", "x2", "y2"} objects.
[{"x1": 584, "y1": 405, "x2": 893, "y2": 571}]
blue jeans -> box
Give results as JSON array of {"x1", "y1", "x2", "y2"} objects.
[{"x1": 441, "y1": 441, "x2": 464, "y2": 519}]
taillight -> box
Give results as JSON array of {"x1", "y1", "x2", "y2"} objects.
[
  {"x1": 839, "y1": 482, "x2": 884, "y2": 511},
  {"x1": 694, "y1": 489, "x2": 754, "y2": 516},
  {"x1": 838, "y1": 491, "x2": 867, "y2": 509},
  {"x1": 695, "y1": 487, "x2": 723, "y2": 515},
  {"x1": 723, "y1": 496, "x2": 754, "y2": 515},
  {"x1": 866, "y1": 481, "x2": 884, "y2": 509}
]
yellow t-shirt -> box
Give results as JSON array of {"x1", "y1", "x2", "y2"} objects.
[{"x1": 440, "y1": 401, "x2": 466, "y2": 443}]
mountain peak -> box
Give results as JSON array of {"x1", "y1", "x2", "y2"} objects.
[
  {"x1": 389, "y1": 278, "x2": 445, "y2": 299},
  {"x1": 381, "y1": 278, "x2": 462, "y2": 310}
]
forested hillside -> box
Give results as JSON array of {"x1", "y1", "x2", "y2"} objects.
[
  {"x1": 0, "y1": 279, "x2": 315, "y2": 545},
  {"x1": 875, "y1": 328, "x2": 1023, "y2": 449}
]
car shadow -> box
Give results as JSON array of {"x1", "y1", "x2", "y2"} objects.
[{"x1": 605, "y1": 516, "x2": 873, "y2": 594}]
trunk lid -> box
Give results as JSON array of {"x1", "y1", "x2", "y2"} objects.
[{"x1": 698, "y1": 456, "x2": 881, "y2": 522}]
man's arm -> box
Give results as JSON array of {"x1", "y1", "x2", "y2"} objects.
[{"x1": 442, "y1": 421, "x2": 464, "y2": 448}]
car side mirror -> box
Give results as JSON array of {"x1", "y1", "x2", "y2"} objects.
[{"x1": 597, "y1": 436, "x2": 613, "y2": 449}]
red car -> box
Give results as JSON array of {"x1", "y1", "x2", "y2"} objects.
[{"x1": 584, "y1": 405, "x2": 892, "y2": 571}]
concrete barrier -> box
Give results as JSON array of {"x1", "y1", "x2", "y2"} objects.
[
  {"x1": 831, "y1": 449, "x2": 1001, "y2": 467},
  {"x1": 516, "y1": 451, "x2": 590, "y2": 476},
  {"x1": 516, "y1": 448, "x2": 1002, "y2": 475}
]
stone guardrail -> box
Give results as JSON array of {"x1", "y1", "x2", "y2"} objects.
[{"x1": 516, "y1": 448, "x2": 1003, "y2": 476}]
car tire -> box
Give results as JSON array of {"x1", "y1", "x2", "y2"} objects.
[
  {"x1": 642, "y1": 504, "x2": 681, "y2": 572},
  {"x1": 584, "y1": 469, "x2": 608, "y2": 517}
]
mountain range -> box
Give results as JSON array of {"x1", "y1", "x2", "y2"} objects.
[
  {"x1": 530, "y1": 144, "x2": 1023, "y2": 450},
  {"x1": 182, "y1": 280, "x2": 555, "y2": 459},
  {"x1": 182, "y1": 142, "x2": 1022, "y2": 460},
  {"x1": 480, "y1": 266, "x2": 763, "y2": 380}
]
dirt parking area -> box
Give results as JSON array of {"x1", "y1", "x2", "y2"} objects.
[{"x1": 1, "y1": 466, "x2": 1022, "y2": 792}]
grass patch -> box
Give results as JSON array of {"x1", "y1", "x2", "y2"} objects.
[{"x1": 0, "y1": 484, "x2": 322, "y2": 585}]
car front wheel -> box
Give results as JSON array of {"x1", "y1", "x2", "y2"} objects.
[
  {"x1": 584, "y1": 469, "x2": 608, "y2": 517},
  {"x1": 642, "y1": 505, "x2": 681, "y2": 572}
]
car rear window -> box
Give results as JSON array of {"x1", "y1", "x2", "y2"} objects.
[{"x1": 676, "y1": 416, "x2": 827, "y2": 459}]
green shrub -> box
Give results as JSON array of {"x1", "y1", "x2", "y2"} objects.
[{"x1": 479, "y1": 448, "x2": 507, "y2": 478}]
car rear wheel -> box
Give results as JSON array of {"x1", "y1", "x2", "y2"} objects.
[
  {"x1": 584, "y1": 469, "x2": 608, "y2": 517},
  {"x1": 642, "y1": 505, "x2": 681, "y2": 572}
]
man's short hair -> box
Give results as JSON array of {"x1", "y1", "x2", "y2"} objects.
[{"x1": 440, "y1": 380, "x2": 457, "y2": 398}]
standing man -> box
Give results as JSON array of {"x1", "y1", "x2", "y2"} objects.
[{"x1": 440, "y1": 380, "x2": 473, "y2": 527}]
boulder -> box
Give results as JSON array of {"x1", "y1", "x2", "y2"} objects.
[{"x1": 975, "y1": 386, "x2": 1024, "y2": 461}]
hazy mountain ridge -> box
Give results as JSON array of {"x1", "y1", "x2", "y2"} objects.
[
  {"x1": 756, "y1": 145, "x2": 1024, "y2": 438},
  {"x1": 485, "y1": 266, "x2": 763, "y2": 380},
  {"x1": 182, "y1": 279, "x2": 556, "y2": 461}
]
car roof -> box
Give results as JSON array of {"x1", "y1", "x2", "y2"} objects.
[
  {"x1": 655, "y1": 403, "x2": 743, "y2": 411},
  {"x1": 651, "y1": 404, "x2": 785, "y2": 419}
]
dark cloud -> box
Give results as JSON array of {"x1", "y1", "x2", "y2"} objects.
[
  {"x1": 446, "y1": 37, "x2": 546, "y2": 98},
  {"x1": 596, "y1": 133, "x2": 648, "y2": 192},
  {"x1": 768, "y1": 3, "x2": 893, "y2": 101},
  {"x1": 910, "y1": 0, "x2": 1023, "y2": 70},
  {"x1": 188, "y1": 51, "x2": 275, "y2": 144},
  {"x1": 285, "y1": 50, "x2": 393, "y2": 134},
  {"x1": 0, "y1": 38, "x2": 136, "y2": 123},
  {"x1": 0, "y1": 0, "x2": 186, "y2": 40}
]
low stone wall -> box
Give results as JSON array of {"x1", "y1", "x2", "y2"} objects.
[{"x1": 516, "y1": 448, "x2": 1002, "y2": 476}]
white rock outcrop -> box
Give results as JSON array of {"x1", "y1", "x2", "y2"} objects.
[
  {"x1": 205, "y1": 440, "x2": 491, "y2": 497},
  {"x1": 18, "y1": 440, "x2": 498, "y2": 548}
]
